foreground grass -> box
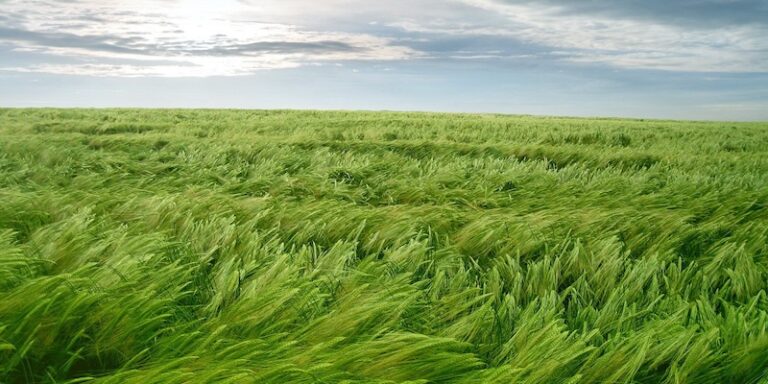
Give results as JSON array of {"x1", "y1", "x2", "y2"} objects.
[{"x1": 0, "y1": 109, "x2": 767, "y2": 383}]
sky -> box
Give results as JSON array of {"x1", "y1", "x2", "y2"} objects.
[{"x1": 1, "y1": 0, "x2": 767, "y2": 120}]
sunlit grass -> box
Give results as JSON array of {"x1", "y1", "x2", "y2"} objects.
[{"x1": 1, "y1": 109, "x2": 767, "y2": 383}]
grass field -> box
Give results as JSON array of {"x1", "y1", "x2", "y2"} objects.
[{"x1": 1, "y1": 109, "x2": 767, "y2": 383}]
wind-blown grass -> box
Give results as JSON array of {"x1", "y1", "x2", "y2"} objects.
[{"x1": 1, "y1": 109, "x2": 767, "y2": 383}]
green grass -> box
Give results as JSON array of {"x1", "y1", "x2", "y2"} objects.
[{"x1": 1, "y1": 108, "x2": 767, "y2": 383}]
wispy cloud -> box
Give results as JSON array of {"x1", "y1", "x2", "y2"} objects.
[
  {"x1": 1, "y1": 0, "x2": 767, "y2": 77},
  {"x1": 491, "y1": 0, "x2": 768, "y2": 29},
  {"x1": 397, "y1": 0, "x2": 768, "y2": 72},
  {"x1": 0, "y1": 0, "x2": 418, "y2": 77}
]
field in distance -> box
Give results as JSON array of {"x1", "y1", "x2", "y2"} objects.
[{"x1": 1, "y1": 109, "x2": 767, "y2": 383}]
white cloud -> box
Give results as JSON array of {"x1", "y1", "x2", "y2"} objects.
[
  {"x1": 413, "y1": 0, "x2": 768, "y2": 72},
  {"x1": 0, "y1": 0, "x2": 419, "y2": 77},
  {"x1": 1, "y1": 0, "x2": 766, "y2": 77}
]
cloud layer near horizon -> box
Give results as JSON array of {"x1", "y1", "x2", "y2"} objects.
[{"x1": 1, "y1": 0, "x2": 767, "y2": 77}]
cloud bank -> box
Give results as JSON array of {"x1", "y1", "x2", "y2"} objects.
[{"x1": 1, "y1": 0, "x2": 767, "y2": 76}]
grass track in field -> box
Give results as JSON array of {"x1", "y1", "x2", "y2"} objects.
[{"x1": 1, "y1": 109, "x2": 767, "y2": 383}]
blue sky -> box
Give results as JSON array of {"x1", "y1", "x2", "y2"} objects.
[{"x1": 1, "y1": 0, "x2": 767, "y2": 120}]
